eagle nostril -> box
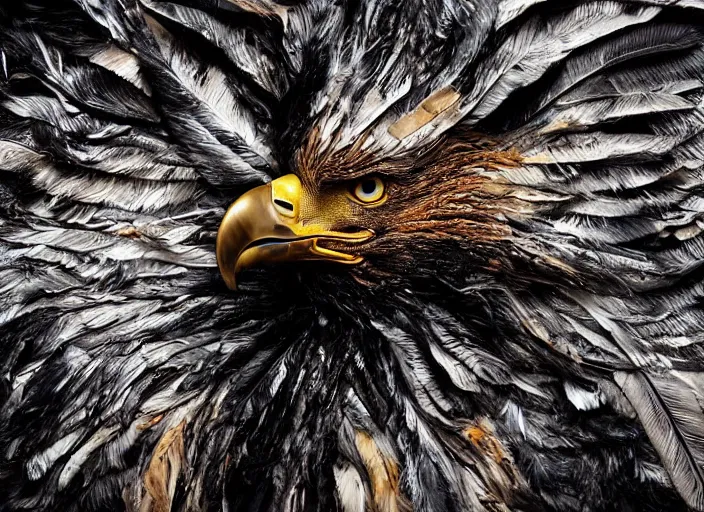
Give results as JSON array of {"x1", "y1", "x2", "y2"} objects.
[{"x1": 274, "y1": 199, "x2": 294, "y2": 212}]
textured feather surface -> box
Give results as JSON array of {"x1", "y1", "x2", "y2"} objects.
[
  {"x1": 616, "y1": 371, "x2": 704, "y2": 510},
  {"x1": 2, "y1": 0, "x2": 704, "y2": 511}
]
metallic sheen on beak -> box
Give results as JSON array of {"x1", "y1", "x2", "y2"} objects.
[{"x1": 216, "y1": 174, "x2": 373, "y2": 289}]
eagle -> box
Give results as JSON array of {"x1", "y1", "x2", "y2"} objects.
[{"x1": 2, "y1": 0, "x2": 704, "y2": 510}]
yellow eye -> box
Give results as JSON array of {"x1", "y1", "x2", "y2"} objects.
[{"x1": 352, "y1": 177, "x2": 385, "y2": 204}]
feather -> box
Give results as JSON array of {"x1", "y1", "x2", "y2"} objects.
[
  {"x1": 58, "y1": 426, "x2": 121, "y2": 491},
  {"x1": 89, "y1": 45, "x2": 151, "y2": 95},
  {"x1": 615, "y1": 371, "x2": 704, "y2": 511},
  {"x1": 139, "y1": 0, "x2": 288, "y2": 98},
  {"x1": 523, "y1": 132, "x2": 679, "y2": 164},
  {"x1": 495, "y1": 0, "x2": 546, "y2": 28},
  {"x1": 527, "y1": 23, "x2": 703, "y2": 123},
  {"x1": 26, "y1": 430, "x2": 86, "y2": 481},
  {"x1": 539, "y1": 93, "x2": 695, "y2": 134},
  {"x1": 146, "y1": 16, "x2": 272, "y2": 166},
  {"x1": 428, "y1": 342, "x2": 481, "y2": 393},
  {"x1": 465, "y1": 2, "x2": 662, "y2": 123},
  {"x1": 564, "y1": 381, "x2": 604, "y2": 411}
]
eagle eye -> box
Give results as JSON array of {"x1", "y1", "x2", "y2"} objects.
[{"x1": 352, "y1": 177, "x2": 385, "y2": 204}]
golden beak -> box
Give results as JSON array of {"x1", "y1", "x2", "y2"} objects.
[{"x1": 216, "y1": 174, "x2": 374, "y2": 289}]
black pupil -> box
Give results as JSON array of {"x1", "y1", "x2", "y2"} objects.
[{"x1": 361, "y1": 180, "x2": 377, "y2": 195}]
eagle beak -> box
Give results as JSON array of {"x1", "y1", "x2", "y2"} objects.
[{"x1": 216, "y1": 174, "x2": 374, "y2": 289}]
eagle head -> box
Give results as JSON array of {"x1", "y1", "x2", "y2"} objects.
[{"x1": 217, "y1": 129, "x2": 521, "y2": 290}]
